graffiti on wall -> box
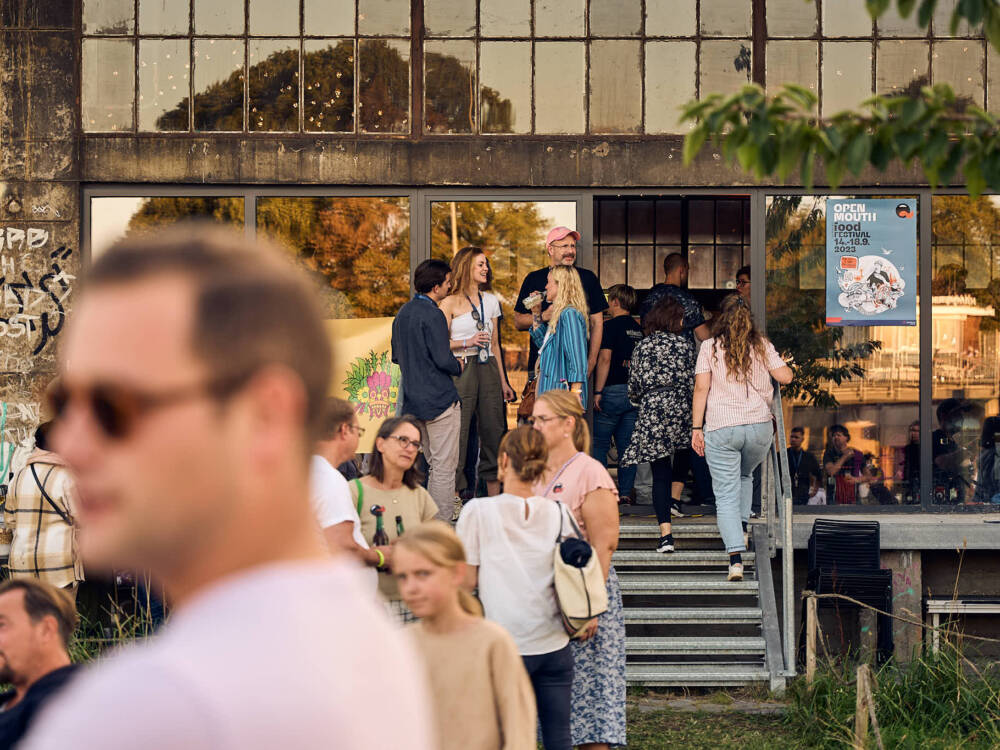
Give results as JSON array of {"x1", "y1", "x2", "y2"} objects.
[{"x1": 0, "y1": 228, "x2": 74, "y2": 357}]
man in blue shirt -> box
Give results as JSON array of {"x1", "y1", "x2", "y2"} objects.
[{"x1": 391, "y1": 259, "x2": 463, "y2": 521}]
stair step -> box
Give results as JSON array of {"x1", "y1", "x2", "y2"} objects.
[
  {"x1": 618, "y1": 572, "x2": 758, "y2": 595},
  {"x1": 626, "y1": 636, "x2": 766, "y2": 655},
  {"x1": 626, "y1": 663, "x2": 771, "y2": 687},
  {"x1": 619, "y1": 523, "x2": 721, "y2": 539},
  {"x1": 624, "y1": 607, "x2": 762, "y2": 625},
  {"x1": 613, "y1": 550, "x2": 755, "y2": 567}
]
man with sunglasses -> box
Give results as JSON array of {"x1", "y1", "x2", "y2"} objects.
[
  {"x1": 311, "y1": 397, "x2": 380, "y2": 591},
  {"x1": 22, "y1": 226, "x2": 430, "y2": 750}
]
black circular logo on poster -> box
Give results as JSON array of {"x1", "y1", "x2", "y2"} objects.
[{"x1": 895, "y1": 203, "x2": 914, "y2": 218}]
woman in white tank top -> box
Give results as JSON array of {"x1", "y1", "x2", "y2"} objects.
[{"x1": 441, "y1": 246, "x2": 516, "y2": 499}]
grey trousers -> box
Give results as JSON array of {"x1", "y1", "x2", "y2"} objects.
[{"x1": 418, "y1": 401, "x2": 462, "y2": 521}]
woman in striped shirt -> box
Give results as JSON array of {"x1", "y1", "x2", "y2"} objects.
[
  {"x1": 690, "y1": 294, "x2": 793, "y2": 581},
  {"x1": 528, "y1": 266, "x2": 589, "y2": 407}
]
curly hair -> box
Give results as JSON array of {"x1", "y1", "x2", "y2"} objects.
[
  {"x1": 548, "y1": 265, "x2": 589, "y2": 339},
  {"x1": 448, "y1": 246, "x2": 493, "y2": 297},
  {"x1": 711, "y1": 293, "x2": 767, "y2": 383}
]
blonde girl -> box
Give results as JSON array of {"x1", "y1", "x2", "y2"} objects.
[
  {"x1": 691, "y1": 293, "x2": 793, "y2": 581},
  {"x1": 440, "y1": 246, "x2": 515, "y2": 498},
  {"x1": 527, "y1": 265, "x2": 589, "y2": 406},
  {"x1": 395, "y1": 522, "x2": 536, "y2": 750}
]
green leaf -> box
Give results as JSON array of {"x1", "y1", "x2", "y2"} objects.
[
  {"x1": 870, "y1": 134, "x2": 893, "y2": 171},
  {"x1": 917, "y1": 0, "x2": 936, "y2": 27},
  {"x1": 921, "y1": 129, "x2": 949, "y2": 167},
  {"x1": 845, "y1": 132, "x2": 873, "y2": 175},
  {"x1": 900, "y1": 98, "x2": 927, "y2": 127},
  {"x1": 823, "y1": 125, "x2": 845, "y2": 152},
  {"x1": 682, "y1": 124, "x2": 708, "y2": 165},
  {"x1": 965, "y1": 158, "x2": 986, "y2": 198},
  {"x1": 938, "y1": 141, "x2": 965, "y2": 185},
  {"x1": 985, "y1": 10, "x2": 1000, "y2": 54},
  {"x1": 736, "y1": 140, "x2": 758, "y2": 172},
  {"x1": 897, "y1": 0, "x2": 917, "y2": 17},
  {"x1": 866, "y1": 0, "x2": 891, "y2": 18},
  {"x1": 782, "y1": 83, "x2": 818, "y2": 111},
  {"x1": 894, "y1": 130, "x2": 924, "y2": 161},
  {"x1": 826, "y1": 155, "x2": 847, "y2": 189},
  {"x1": 800, "y1": 145, "x2": 816, "y2": 189}
]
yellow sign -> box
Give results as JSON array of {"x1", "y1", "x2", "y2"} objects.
[{"x1": 325, "y1": 318, "x2": 400, "y2": 453}]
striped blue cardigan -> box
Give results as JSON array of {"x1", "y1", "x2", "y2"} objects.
[{"x1": 529, "y1": 306, "x2": 589, "y2": 406}]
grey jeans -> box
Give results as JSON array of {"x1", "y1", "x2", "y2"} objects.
[
  {"x1": 704, "y1": 422, "x2": 773, "y2": 553},
  {"x1": 418, "y1": 401, "x2": 462, "y2": 521}
]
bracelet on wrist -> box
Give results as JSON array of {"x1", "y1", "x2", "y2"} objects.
[
  {"x1": 374, "y1": 549, "x2": 386, "y2": 569},
  {"x1": 594, "y1": 390, "x2": 603, "y2": 395},
  {"x1": 692, "y1": 426, "x2": 703, "y2": 431}
]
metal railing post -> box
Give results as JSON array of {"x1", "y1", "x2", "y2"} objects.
[{"x1": 770, "y1": 381, "x2": 796, "y2": 675}]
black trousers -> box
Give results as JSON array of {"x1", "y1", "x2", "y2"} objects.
[{"x1": 521, "y1": 643, "x2": 574, "y2": 750}]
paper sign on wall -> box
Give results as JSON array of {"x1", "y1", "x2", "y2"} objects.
[{"x1": 825, "y1": 198, "x2": 917, "y2": 327}]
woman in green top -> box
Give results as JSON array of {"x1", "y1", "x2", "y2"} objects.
[{"x1": 350, "y1": 415, "x2": 439, "y2": 622}]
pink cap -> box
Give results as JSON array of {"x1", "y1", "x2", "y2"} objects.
[{"x1": 546, "y1": 226, "x2": 580, "y2": 246}]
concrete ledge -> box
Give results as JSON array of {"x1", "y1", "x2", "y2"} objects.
[{"x1": 778, "y1": 513, "x2": 1000, "y2": 550}]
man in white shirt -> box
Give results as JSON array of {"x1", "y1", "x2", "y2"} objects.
[
  {"x1": 311, "y1": 397, "x2": 381, "y2": 589},
  {"x1": 23, "y1": 226, "x2": 431, "y2": 750}
]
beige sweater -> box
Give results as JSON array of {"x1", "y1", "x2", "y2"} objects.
[{"x1": 407, "y1": 619, "x2": 537, "y2": 750}]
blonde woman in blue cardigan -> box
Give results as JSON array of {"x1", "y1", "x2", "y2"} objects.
[{"x1": 528, "y1": 265, "x2": 590, "y2": 407}]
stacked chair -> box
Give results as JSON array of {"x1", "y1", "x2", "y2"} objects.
[{"x1": 800, "y1": 518, "x2": 894, "y2": 664}]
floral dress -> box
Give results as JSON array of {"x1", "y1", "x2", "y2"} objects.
[{"x1": 619, "y1": 331, "x2": 695, "y2": 467}]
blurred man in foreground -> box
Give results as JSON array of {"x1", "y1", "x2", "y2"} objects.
[
  {"x1": 23, "y1": 225, "x2": 431, "y2": 750},
  {"x1": 0, "y1": 579, "x2": 78, "y2": 749}
]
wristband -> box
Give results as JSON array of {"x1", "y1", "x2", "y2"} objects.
[
  {"x1": 594, "y1": 390, "x2": 603, "y2": 395},
  {"x1": 375, "y1": 549, "x2": 386, "y2": 569},
  {"x1": 692, "y1": 426, "x2": 703, "y2": 431}
]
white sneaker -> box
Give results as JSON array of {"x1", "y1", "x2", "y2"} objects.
[
  {"x1": 727, "y1": 562, "x2": 744, "y2": 581},
  {"x1": 670, "y1": 503, "x2": 686, "y2": 518}
]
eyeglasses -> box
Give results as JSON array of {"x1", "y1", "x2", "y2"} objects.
[
  {"x1": 526, "y1": 415, "x2": 563, "y2": 426},
  {"x1": 386, "y1": 434, "x2": 422, "y2": 452},
  {"x1": 347, "y1": 424, "x2": 366, "y2": 437},
  {"x1": 48, "y1": 373, "x2": 249, "y2": 441},
  {"x1": 551, "y1": 242, "x2": 576, "y2": 250},
  {"x1": 736, "y1": 278, "x2": 750, "y2": 288}
]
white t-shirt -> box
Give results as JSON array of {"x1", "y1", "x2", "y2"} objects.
[
  {"x1": 450, "y1": 291, "x2": 502, "y2": 357},
  {"x1": 21, "y1": 560, "x2": 432, "y2": 750},
  {"x1": 309, "y1": 455, "x2": 377, "y2": 591},
  {"x1": 456, "y1": 493, "x2": 569, "y2": 656}
]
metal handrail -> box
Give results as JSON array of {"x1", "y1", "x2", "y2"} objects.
[{"x1": 762, "y1": 380, "x2": 796, "y2": 676}]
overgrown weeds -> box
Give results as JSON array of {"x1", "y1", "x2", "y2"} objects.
[
  {"x1": 786, "y1": 641, "x2": 1000, "y2": 749},
  {"x1": 70, "y1": 582, "x2": 163, "y2": 663}
]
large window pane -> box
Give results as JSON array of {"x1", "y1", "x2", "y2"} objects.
[
  {"x1": 139, "y1": 39, "x2": 190, "y2": 132},
  {"x1": 258, "y1": 197, "x2": 410, "y2": 319},
  {"x1": 701, "y1": 0, "x2": 751, "y2": 37},
  {"x1": 250, "y1": 0, "x2": 300, "y2": 36},
  {"x1": 767, "y1": 41, "x2": 818, "y2": 100},
  {"x1": 822, "y1": 42, "x2": 873, "y2": 116},
  {"x1": 359, "y1": 39, "x2": 410, "y2": 133},
  {"x1": 536, "y1": 0, "x2": 585, "y2": 38},
  {"x1": 425, "y1": 40, "x2": 476, "y2": 133},
  {"x1": 931, "y1": 196, "x2": 1000, "y2": 505},
  {"x1": 766, "y1": 196, "x2": 920, "y2": 507},
  {"x1": 194, "y1": 39, "x2": 245, "y2": 131},
  {"x1": 249, "y1": 40, "x2": 299, "y2": 131},
  {"x1": 932, "y1": 40, "x2": 985, "y2": 105},
  {"x1": 877, "y1": 6, "x2": 926, "y2": 37},
  {"x1": 480, "y1": 42, "x2": 530, "y2": 134},
  {"x1": 304, "y1": 40, "x2": 355, "y2": 132},
  {"x1": 359, "y1": 0, "x2": 410, "y2": 36},
  {"x1": 534, "y1": 42, "x2": 585, "y2": 133},
  {"x1": 877, "y1": 40, "x2": 930, "y2": 94},
  {"x1": 646, "y1": 0, "x2": 696, "y2": 37},
  {"x1": 139, "y1": 0, "x2": 188, "y2": 34},
  {"x1": 933, "y1": 0, "x2": 977, "y2": 37},
  {"x1": 83, "y1": 0, "x2": 133, "y2": 34},
  {"x1": 196, "y1": 0, "x2": 245, "y2": 35},
  {"x1": 89, "y1": 197, "x2": 245, "y2": 259},
  {"x1": 823, "y1": 2, "x2": 872, "y2": 37},
  {"x1": 590, "y1": 0, "x2": 641, "y2": 37},
  {"x1": 701, "y1": 41, "x2": 753, "y2": 97},
  {"x1": 482, "y1": 0, "x2": 530, "y2": 36},
  {"x1": 646, "y1": 42, "x2": 696, "y2": 133},
  {"x1": 305, "y1": 0, "x2": 355, "y2": 36},
  {"x1": 82, "y1": 39, "x2": 135, "y2": 132},
  {"x1": 589, "y1": 40, "x2": 641, "y2": 134},
  {"x1": 425, "y1": 0, "x2": 477, "y2": 37},
  {"x1": 767, "y1": 0, "x2": 817, "y2": 37},
  {"x1": 429, "y1": 200, "x2": 574, "y2": 423}
]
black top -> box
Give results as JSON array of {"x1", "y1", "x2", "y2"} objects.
[
  {"x1": 514, "y1": 266, "x2": 608, "y2": 372},
  {"x1": 391, "y1": 295, "x2": 461, "y2": 421},
  {"x1": 600, "y1": 315, "x2": 643, "y2": 387},
  {"x1": 787, "y1": 448, "x2": 822, "y2": 505},
  {"x1": 0, "y1": 664, "x2": 79, "y2": 749},
  {"x1": 639, "y1": 284, "x2": 706, "y2": 345}
]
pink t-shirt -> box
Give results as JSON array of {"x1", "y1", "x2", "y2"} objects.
[
  {"x1": 533, "y1": 452, "x2": 618, "y2": 541},
  {"x1": 22, "y1": 559, "x2": 433, "y2": 750},
  {"x1": 695, "y1": 337, "x2": 787, "y2": 432}
]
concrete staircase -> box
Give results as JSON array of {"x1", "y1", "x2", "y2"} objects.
[{"x1": 614, "y1": 519, "x2": 784, "y2": 691}]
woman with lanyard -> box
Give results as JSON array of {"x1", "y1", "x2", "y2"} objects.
[
  {"x1": 529, "y1": 390, "x2": 626, "y2": 750},
  {"x1": 441, "y1": 246, "x2": 515, "y2": 498}
]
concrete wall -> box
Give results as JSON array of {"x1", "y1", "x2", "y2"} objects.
[{"x1": 0, "y1": 1, "x2": 79, "y2": 471}]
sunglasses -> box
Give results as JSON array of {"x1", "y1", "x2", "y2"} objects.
[{"x1": 49, "y1": 373, "x2": 249, "y2": 440}]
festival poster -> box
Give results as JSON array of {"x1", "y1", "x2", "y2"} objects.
[
  {"x1": 325, "y1": 318, "x2": 400, "y2": 453},
  {"x1": 825, "y1": 198, "x2": 917, "y2": 327}
]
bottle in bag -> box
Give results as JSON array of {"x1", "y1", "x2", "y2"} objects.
[
  {"x1": 395, "y1": 515, "x2": 405, "y2": 537},
  {"x1": 371, "y1": 505, "x2": 389, "y2": 546}
]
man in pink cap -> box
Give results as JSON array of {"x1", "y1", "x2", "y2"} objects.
[{"x1": 513, "y1": 226, "x2": 608, "y2": 379}]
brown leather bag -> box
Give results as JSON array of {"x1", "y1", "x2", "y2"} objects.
[{"x1": 516, "y1": 378, "x2": 537, "y2": 420}]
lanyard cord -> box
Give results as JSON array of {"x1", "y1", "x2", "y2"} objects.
[{"x1": 543, "y1": 452, "x2": 582, "y2": 497}]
